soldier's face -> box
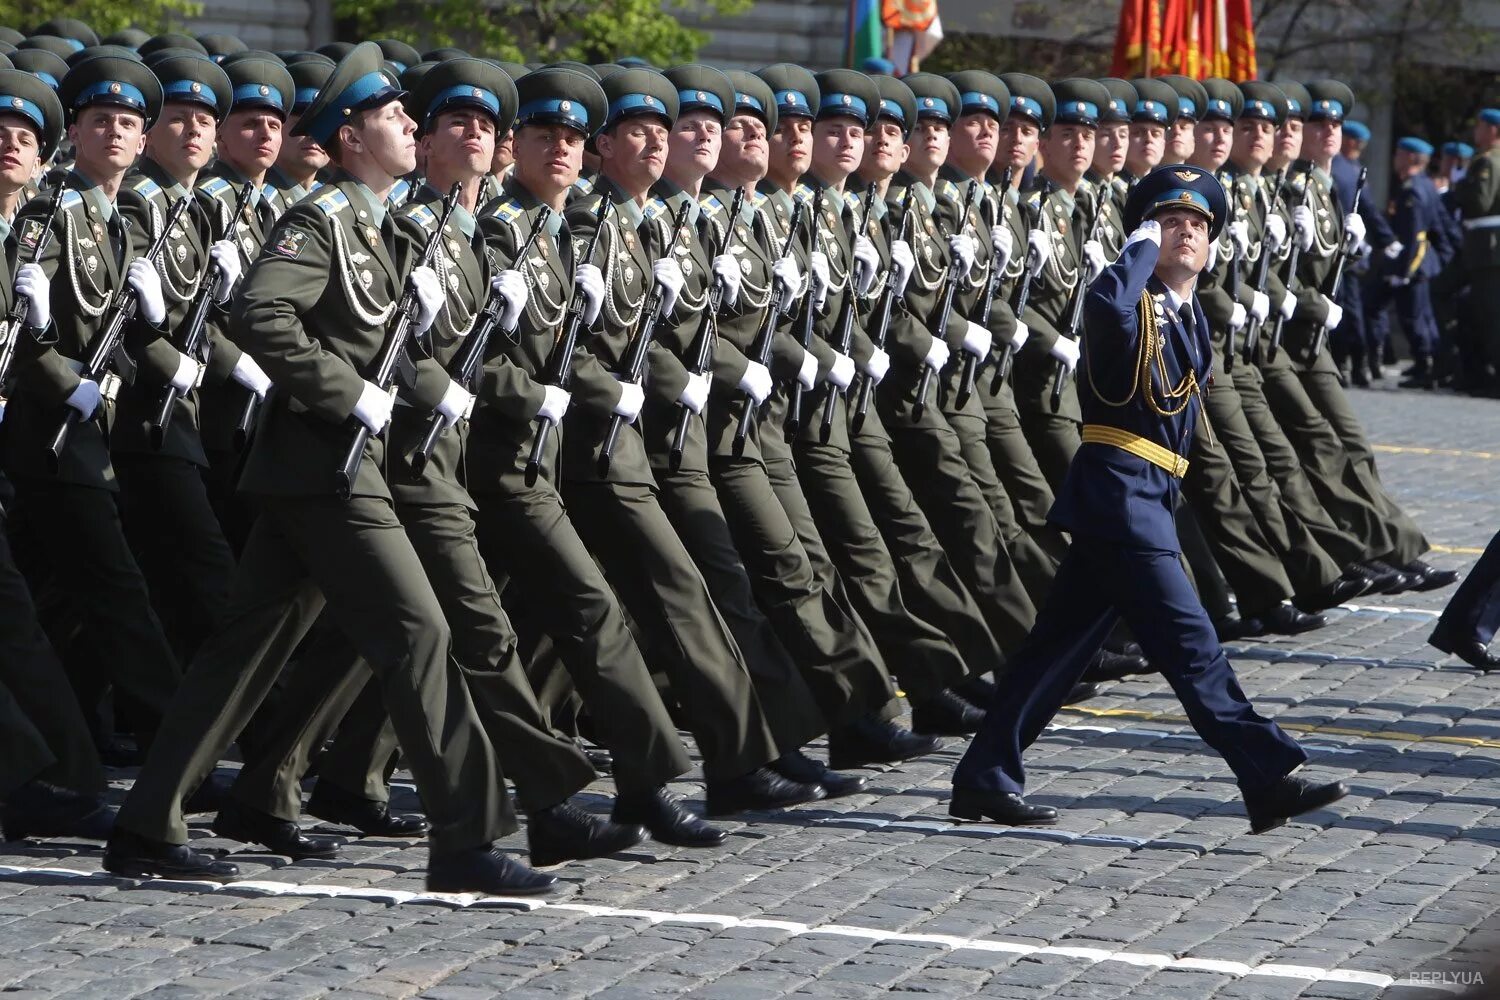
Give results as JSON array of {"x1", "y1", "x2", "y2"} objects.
[
  {"x1": 68, "y1": 106, "x2": 146, "y2": 176},
  {"x1": 1155, "y1": 207, "x2": 1209, "y2": 276},
  {"x1": 811, "y1": 117, "x2": 864, "y2": 181},
  {"x1": 768, "y1": 117, "x2": 812, "y2": 181},
  {"x1": 1191, "y1": 120, "x2": 1232, "y2": 170},
  {"x1": 907, "y1": 119, "x2": 949, "y2": 176},
  {"x1": 279, "y1": 112, "x2": 328, "y2": 175},
  {"x1": 1126, "y1": 123, "x2": 1164, "y2": 173},
  {"x1": 596, "y1": 116, "x2": 668, "y2": 194},
  {"x1": 513, "y1": 124, "x2": 585, "y2": 197},
  {"x1": 219, "y1": 110, "x2": 283, "y2": 176},
  {"x1": 1475, "y1": 121, "x2": 1500, "y2": 150},
  {"x1": 0, "y1": 115, "x2": 42, "y2": 191},
  {"x1": 424, "y1": 109, "x2": 495, "y2": 179},
  {"x1": 950, "y1": 112, "x2": 998, "y2": 174},
  {"x1": 998, "y1": 118, "x2": 1037, "y2": 173},
  {"x1": 717, "y1": 114, "x2": 768, "y2": 184},
  {"x1": 860, "y1": 119, "x2": 907, "y2": 179},
  {"x1": 1040, "y1": 124, "x2": 1093, "y2": 183},
  {"x1": 341, "y1": 100, "x2": 417, "y2": 178},
  {"x1": 1094, "y1": 123, "x2": 1128, "y2": 175},
  {"x1": 667, "y1": 110, "x2": 722, "y2": 183},
  {"x1": 492, "y1": 130, "x2": 514, "y2": 173},
  {"x1": 147, "y1": 101, "x2": 217, "y2": 179},
  {"x1": 1393, "y1": 148, "x2": 1428, "y2": 178},
  {"x1": 1168, "y1": 119, "x2": 1195, "y2": 161},
  {"x1": 1305, "y1": 119, "x2": 1340, "y2": 161},
  {"x1": 1274, "y1": 119, "x2": 1303, "y2": 162},
  {"x1": 1231, "y1": 118, "x2": 1274, "y2": 169}
]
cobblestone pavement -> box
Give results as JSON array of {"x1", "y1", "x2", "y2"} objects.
[{"x1": 3, "y1": 382, "x2": 1500, "y2": 1000}]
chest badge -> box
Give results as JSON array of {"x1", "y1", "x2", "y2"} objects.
[{"x1": 363, "y1": 226, "x2": 379, "y2": 249}]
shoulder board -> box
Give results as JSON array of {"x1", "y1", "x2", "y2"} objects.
[
  {"x1": 59, "y1": 189, "x2": 83, "y2": 211},
  {"x1": 573, "y1": 175, "x2": 594, "y2": 195},
  {"x1": 700, "y1": 192, "x2": 725, "y2": 218},
  {"x1": 129, "y1": 175, "x2": 162, "y2": 200},
  {"x1": 751, "y1": 191, "x2": 767, "y2": 209},
  {"x1": 1022, "y1": 190, "x2": 1041, "y2": 209},
  {"x1": 401, "y1": 201, "x2": 439, "y2": 233},
  {"x1": 198, "y1": 176, "x2": 232, "y2": 200},
  {"x1": 642, "y1": 196, "x2": 670, "y2": 222},
  {"x1": 388, "y1": 178, "x2": 411, "y2": 206},
  {"x1": 311, "y1": 188, "x2": 351, "y2": 218},
  {"x1": 570, "y1": 192, "x2": 604, "y2": 218},
  {"x1": 843, "y1": 190, "x2": 861, "y2": 214},
  {"x1": 937, "y1": 178, "x2": 962, "y2": 204},
  {"x1": 489, "y1": 197, "x2": 524, "y2": 223}
]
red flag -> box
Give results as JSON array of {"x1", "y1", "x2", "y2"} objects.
[
  {"x1": 1227, "y1": 0, "x2": 1258, "y2": 79},
  {"x1": 1160, "y1": 0, "x2": 1188, "y2": 75},
  {"x1": 1110, "y1": 0, "x2": 1148, "y2": 77}
]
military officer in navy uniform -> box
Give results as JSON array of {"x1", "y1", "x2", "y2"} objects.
[{"x1": 950, "y1": 165, "x2": 1349, "y2": 834}]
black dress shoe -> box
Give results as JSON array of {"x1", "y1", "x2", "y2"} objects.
[
  {"x1": 1, "y1": 782, "x2": 114, "y2": 842},
  {"x1": 527, "y1": 800, "x2": 646, "y2": 867},
  {"x1": 1429, "y1": 632, "x2": 1500, "y2": 672},
  {"x1": 1063, "y1": 682, "x2": 1102, "y2": 705},
  {"x1": 212, "y1": 801, "x2": 345, "y2": 859},
  {"x1": 1104, "y1": 639, "x2": 1145, "y2": 658},
  {"x1": 1254, "y1": 604, "x2": 1327, "y2": 636},
  {"x1": 827, "y1": 715, "x2": 942, "y2": 770},
  {"x1": 1214, "y1": 614, "x2": 1261, "y2": 642},
  {"x1": 1292, "y1": 574, "x2": 1365, "y2": 614},
  {"x1": 427, "y1": 845, "x2": 558, "y2": 896},
  {"x1": 910, "y1": 688, "x2": 985, "y2": 736},
  {"x1": 1403, "y1": 559, "x2": 1459, "y2": 592},
  {"x1": 613, "y1": 787, "x2": 727, "y2": 848},
  {"x1": 1364, "y1": 559, "x2": 1415, "y2": 594},
  {"x1": 183, "y1": 772, "x2": 232, "y2": 815},
  {"x1": 1085, "y1": 649, "x2": 1152, "y2": 682},
  {"x1": 769, "y1": 750, "x2": 868, "y2": 800},
  {"x1": 584, "y1": 747, "x2": 613, "y2": 775},
  {"x1": 949, "y1": 787, "x2": 1058, "y2": 826},
  {"x1": 1244, "y1": 774, "x2": 1349, "y2": 834},
  {"x1": 307, "y1": 781, "x2": 429, "y2": 838},
  {"x1": 954, "y1": 674, "x2": 997, "y2": 706},
  {"x1": 706, "y1": 766, "x2": 825, "y2": 817},
  {"x1": 103, "y1": 829, "x2": 239, "y2": 882}
]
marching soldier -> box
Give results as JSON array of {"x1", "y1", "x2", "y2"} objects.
[
  {"x1": 263, "y1": 54, "x2": 332, "y2": 205},
  {"x1": 1159, "y1": 74, "x2": 1206, "y2": 165},
  {"x1": 1089, "y1": 78, "x2": 1133, "y2": 257},
  {"x1": 1376, "y1": 137, "x2": 1449, "y2": 389},
  {"x1": 1122, "y1": 77, "x2": 1175, "y2": 184}
]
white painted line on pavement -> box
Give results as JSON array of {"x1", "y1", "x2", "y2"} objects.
[{"x1": 0, "y1": 864, "x2": 1449, "y2": 992}]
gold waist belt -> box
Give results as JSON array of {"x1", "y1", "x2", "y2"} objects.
[{"x1": 1081, "y1": 425, "x2": 1190, "y2": 478}]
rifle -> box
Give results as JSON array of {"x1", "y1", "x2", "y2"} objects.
[
  {"x1": 817, "y1": 180, "x2": 877, "y2": 443},
  {"x1": 913, "y1": 178, "x2": 977, "y2": 422},
  {"x1": 0, "y1": 185, "x2": 66, "y2": 409},
  {"x1": 598, "y1": 200, "x2": 691, "y2": 476},
  {"x1": 732, "y1": 202, "x2": 804, "y2": 456},
  {"x1": 49, "y1": 196, "x2": 190, "y2": 471},
  {"x1": 1221, "y1": 172, "x2": 1241, "y2": 374},
  {"x1": 669, "y1": 186, "x2": 744, "y2": 469},
  {"x1": 991, "y1": 183, "x2": 1049, "y2": 394},
  {"x1": 1051, "y1": 183, "x2": 1109, "y2": 412},
  {"x1": 333, "y1": 182, "x2": 462, "y2": 499},
  {"x1": 524, "y1": 194, "x2": 611, "y2": 486},
  {"x1": 1240, "y1": 167, "x2": 1286, "y2": 363},
  {"x1": 851, "y1": 183, "x2": 913, "y2": 433},
  {"x1": 409, "y1": 205, "x2": 551, "y2": 479},
  {"x1": 149, "y1": 182, "x2": 255, "y2": 450},
  {"x1": 957, "y1": 167, "x2": 1011, "y2": 409},
  {"x1": 1267, "y1": 174, "x2": 1314, "y2": 362},
  {"x1": 1310, "y1": 164, "x2": 1366, "y2": 360}
]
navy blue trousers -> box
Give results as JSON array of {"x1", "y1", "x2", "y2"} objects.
[
  {"x1": 1434, "y1": 530, "x2": 1500, "y2": 647},
  {"x1": 954, "y1": 538, "x2": 1308, "y2": 797}
]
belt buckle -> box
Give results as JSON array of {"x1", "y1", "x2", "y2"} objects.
[{"x1": 99, "y1": 373, "x2": 122, "y2": 402}]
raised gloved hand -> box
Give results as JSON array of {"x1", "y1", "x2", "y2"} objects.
[
  {"x1": 948, "y1": 232, "x2": 977, "y2": 273},
  {"x1": 1228, "y1": 219, "x2": 1252, "y2": 260},
  {"x1": 65, "y1": 378, "x2": 101, "y2": 419},
  {"x1": 796, "y1": 349, "x2": 819, "y2": 389},
  {"x1": 651, "y1": 258, "x2": 684, "y2": 317},
  {"x1": 1292, "y1": 205, "x2": 1316, "y2": 251},
  {"x1": 852, "y1": 235, "x2": 879, "y2": 295},
  {"x1": 826, "y1": 351, "x2": 855, "y2": 389},
  {"x1": 1124, "y1": 219, "x2": 1161, "y2": 248},
  {"x1": 678, "y1": 372, "x2": 710, "y2": 414},
  {"x1": 1048, "y1": 335, "x2": 1080, "y2": 373},
  {"x1": 1229, "y1": 302, "x2": 1248, "y2": 332},
  {"x1": 712, "y1": 253, "x2": 742, "y2": 307},
  {"x1": 353, "y1": 380, "x2": 394, "y2": 434},
  {"x1": 410, "y1": 265, "x2": 443, "y2": 334},
  {"x1": 13, "y1": 262, "x2": 49, "y2": 329},
  {"x1": 808, "y1": 251, "x2": 831, "y2": 309},
  {"x1": 737, "y1": 361, "x2": 772, "y2": 404},
  {"x1": 126, "y1": 258, "x2": 166, "y2": 326},
  {"x1": 1343, "y1": 212, "x2": 1366, "y2": 254},
  {"x1": 1319, "y1": 294, "x2": 1344, "y2": 331},
  {"x1": 231, "y1": 354, "x2": 271, "y2": 398},
  {"x1": 490, "y1": 269, "x2": 528, "y2": 331},
  {"x1": 573, "y1": 263, "x2": 604, "y2": 325},
  {"x1": 538, "y1": 384, "x2": 571, "y2": 423},
  {"x1": 924, "y1": 336, "x2": 951, "y2": 372},
  {"x1": 860, "y1": 347, "x2": 890, "y2": 384},
  {"x1": 1206, "y1": 238, "x2": 1219, "y2": 273},
  {"x1": 612, "y1": 379, "x2": 644, "y2": 423},
  {"x1": 1249, "y1": 290, "x2": 1270, "y2": 324},
  {"x1": 962, "y1": 323, "x2": 992, "y2": 358},
  {"x1": 1027, "y1": 229, "x2": 1051, "y2": 276},
  {"x1": 1263, "y1": 214, "x2": 1288, "y2": 254},
  {"x1": 1011, "y1": 321, "x2": 1030, "y2": 352},
  {"x1": 435, "y1": 378, "x2": 475, "y2": 428},
  {"x1": 208, "y1": 240, "x2": 241, "y2": 302},
  {"x1": 772, "y1": 256, "x2": 802, "y2": 311},
  {"x1": 889, "y1": 239, "x2": 915, "y2": 298},
  {"x1": 169, "y1": 352, "x2": 202, "y2": 393},
  {"x1": 990, "y1": 224, "x2": 1014, "y2": 273},
  {"x1": 1082, "y1": 239, "x2": 1108, "y2": 281}
]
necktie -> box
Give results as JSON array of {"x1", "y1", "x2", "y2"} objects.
[{"x1": 1178, "y1": 303, "x2": 1195, "y2": 340}]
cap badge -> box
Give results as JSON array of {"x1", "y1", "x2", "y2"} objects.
[
  {"x1": 109, "y1": 83, "x2": 121, "y2": 94},
  {"x1": 697, "y1": 91, "x2": 706, "y2": 101},
  {"x1": 643, "y1": 95, "x2": 654, "y2": 106},
  {"x1": 472, "y1": 88, "x2": 483, "y2": 98},
  {"x1": 924, "y1": 98, "x2": 933, "y2": 107},
  {"x1": 842, "y1": 94, "x2": 852, "y2": 105},
  {"x1": 260, "y1": 85, "x2": 270, "y2": 96},
  {"x1": 1076, "y1": 102, "x2": 1085, "y2": 112},
  {"x1": 190, "y1": 83, "x2": 201, "y2": 93},
  {"x1": 1177, "y1": 191, "x2": 1194, "y2": 203},
  {"x1": 1173, "y1": 170, "x2": 1197, "y2": 181},
  {"x1": 560, "y1": 100, "x2": 572, "y2": 112},
  {"x1": 9, "y1": 98, "x2": 20, "y2": 109}
]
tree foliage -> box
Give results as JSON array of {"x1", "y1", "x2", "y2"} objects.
[{"x1": 0, "y1": 0, "x2": 200, "y2": 36}]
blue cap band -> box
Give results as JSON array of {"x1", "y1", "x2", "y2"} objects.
[
  {"x1": 427, "y1": 83, "x2": 501, "y2": 123},
  {"x1": 294, "y1": 86, "x2": 319, "y2": 111},
  {"x1": 1397, "y1": 136, "x2": 1433, "y2": 156},
  {"x1": 1010, "y1": 95, "x2": 1041, "y2": 121},
  {"x1": 1057, "y1": 99, "x2": 1099, "y2": 123},
  {"x1": 387, "y1": 59, "x2": 407, "y2": 74},
  {"x1": 162, "y1": 78, "x2": 219, "y2": 109},
  {"x1": 1480, "y1": 108, "x2": 1500, "y2": 126},
  {"x1": 735, "y1": 91, "x2": 764, "y2": 114},
  {"x1": 818, "y1": 91, "x2": 868, "y2": 122},
  {"x1": 678, "y1": 88, "x2": 723, "y2": 114},
  {"x1": 516, "y1": 96, "x2": 590, "y2": 132},
  {"x1": 1241, "y1": 98, "x2": 1275, "y2": 122},
  {"x1": 1176, "y1": 96, "x2": 1197, "y2": 118},
  {"x1": 1444, "y1": 141, "x2": 1475, "y2": 158},
  {"x1": 1133, "y1": 99, "x2": 1169, "y2": 123},
  {"x1": 959, "y1": 90, "x2": 1000, "y2": 116},
  {"x1": 1205, "y1": 98, "x2": 1232, "y2": 119},
  {"x1": 303, "y1": 71, "x2": 402, "y2": 144},
  {"x1": 1147, "y1": 187, "x2": 1213, "y2": 219},
  {"x1": 232, "y1": 82, "x2": 284, "y2": 111},
  {"x1": 1310, "y1": 98, "x2": 1344, "y2": 120},
  {"x1": 605, "y1": 91, "x2": 669, "y2": 126},
  {"x1": 1285, "y1": 97, "x2": 1302, "y2": 117},
  {"x1": 1344, "y1": 120, "x2": 1370, "y2": 141},
  {"x1": 0, "y1": 94, "x2": 45, "y2": 132},
  {"x1": 774, "y1": 89, "x2": 811, "y2": 117},
  {"x1": 878, "y1": 97, "x2": 905, "y2": 124},
  {"x1": 1106, "y1": 97, "x2": 1129, "y2": 119},
  {"x1": 61, "y1": 38, "x2": 83, "y2": 52},
  {"x1": 74, "y1": 79, "x2": 147, "y2": 113},
  {"x1": 32, "y1": 71, "x2": 59, "y2": 88},
  {"x1": 916, "y1": 95, "x2": 950, "y2": 120}
]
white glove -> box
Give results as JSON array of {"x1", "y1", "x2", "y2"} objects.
[
  {"x1": 1027, "y1": 229, "x2": 1051, "y2": 276},
  {"x1": 796, "y1": 349, "x2": 819, "y2": 389},
  {"x1": 860, "y1": 347, "x2": 890, "y2": 384},
  {"x1": 851, "y1": 236, "x2": 879, "y2": 296},
  {"x1": 410, "y1": 265, "x2": 442, "y2": 334},
  {"x1": 208, "y1": 240, "x2": 241, "y2": 302},
  {"x1": 573, "y1": 263, "x2": 604, "y2": 325},
  {"x1": 1123, "y1": 219, "x2": 1161, "y2": 249},
  {"x1": 1228, "y1": 302, "x2": 1248, "y2": 332},
  {"x1": 711, "y1": 254, "x2": 742, "y2": 308},
  {"x1": 772, "y1": 257, "x2": 802, "y2": 311},
  {"x1": 1264, "y1": 214, "x2": 1287, "y2": 254},
  {"x1": 435, "y1": 378, "x2": 475, "y2": 428},
  {"x1": 1279, "y1": 295, "x2": 1297, "y2": 321},
  {"x1": 923, "y1": 336, "x2": 950, "y2": 372},
  {"x1": 126, "y1": 258, "x2": 166, "y2": 326},
  {"x1": 1206, "y1": 239, "x2": 1219, "y2": 273},
  {"x1": 889, "y1": 239, "x2": 915, "y2": 298},
  {"x1": 230, "y1": 354, "x2": 271, "y2": 398},
  {"x1": 1011, "y1": 321, "x2": 1030, "y2": 351},
  {"x1": 652, "y1": 258, "x2": 685, "y2": 317},
  {"x1": 612, "y1": 379, "x2": 644, "y2": 423},
  {"x1": 947, "y1": 233, "x2": 977, "y2": 273},
  {"x1": 13, "y1": 262, "x2": 48, "y2": 329},
  {"x1": 1385, "y1": 274, "x2": 1410, "y2": 288},
  {"x1": 353, "y1": 380, "x2": 394, "y2": 434},
  {"x1": 1320, "y1": 296, "x2": 1344, "y2": 331},
  {"x1": 1082, "y1": 239, "x2": 1108, "y2": 281},
  {"x1": 64, "y1": 378, "x2": 101, "y2": 419},
  {"x1": 808, "y1": 251, "x2": 831, "y2": 309},
  {"x1": 1384, "y1": 240, "x2": 1405, "y2": 260},
  {"x1": 1343, "y1": 213, "x2": 1366, "y2": 253},
  {"x1": 490, "y1": 270, "x2": 528, "y2": 331},
  {"x1": 169, "y1": 352, "x2": 202, "y2": 393},
  {"x1": 1228, "y1": 219, "x2": 1251, "y2": 260},
  {"x1": 538, "y1": 384, "x2": 570, "y2": 423},
  {"x1": 1292, "y1": 205, "x2": 1316, "y2": 251},
  {"x1": 678, "y1": 372, "x2": 710, "y2": 414},
  {"x1": 1249, "y1": 290, "x2": 1270, "y2": 324},
  {"x1": 990, "y1": 224, "x2": 1014, "y2": 273},
  {"x1": 737, "y1": 361, "x2": 772, "y2": 404},
  {"x1": 962, "y1": 324, "x2": 993, "y2": 358},
  {"x1": 826, "y1": 351, "x2": 855, "y2": 389},
  {"x1": 1048, "y1": 335, "x2": 1080, "y2": 373}
]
